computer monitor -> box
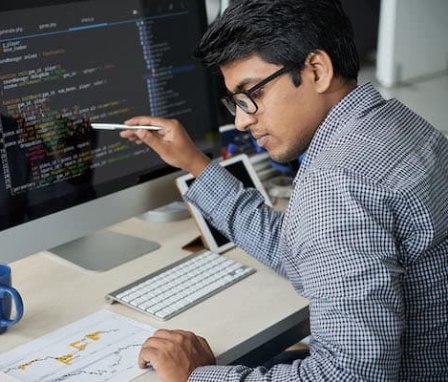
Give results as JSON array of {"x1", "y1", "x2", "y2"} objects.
[{"x1": 0, "y1": 0, "x2": 218, "y2": 269}]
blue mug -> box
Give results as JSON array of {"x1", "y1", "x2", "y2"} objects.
[{"x1": 0, "y1": 264, "x2": 24, "y2": 334}]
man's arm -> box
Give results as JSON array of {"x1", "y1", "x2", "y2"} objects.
[
  {"x1": 184, "y1": 160, "x2": 286, "y2": 275},
  {"x1": 120, "y1": 116, "x2": 286, "y2": 274},
  {"x1": 120, "y1": 116, "x2": 211, "y2": 176},
  {"x1": 188, "y1": 168, "x2": 406, "y2": 381}
]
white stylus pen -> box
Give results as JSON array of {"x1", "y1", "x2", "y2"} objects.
[{"x1": 91, "y1": 123, "x2": 162, "y2": 131}]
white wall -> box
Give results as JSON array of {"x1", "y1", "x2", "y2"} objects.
[
  {"x1": 206, "y1": 0, "x2": 230, "y2": 24},
  {"x1": 376, "y1": 0, "x2": 448, "y2": 87}
]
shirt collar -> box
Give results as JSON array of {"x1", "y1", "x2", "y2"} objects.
[{"x1": 293, "y1": 82, "x2": 385, "y2": 185}]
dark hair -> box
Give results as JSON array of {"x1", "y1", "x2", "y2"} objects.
[{"x1": 195, "y1": 0, "x2": 359, "y2": 83}]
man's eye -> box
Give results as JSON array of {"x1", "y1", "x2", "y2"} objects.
[
  {"x1": 251, "y1": 88, "x2": 264, "y2": 99},
  {"x1": 236, "y1": 99, "x2": 249, "y2": 109}
]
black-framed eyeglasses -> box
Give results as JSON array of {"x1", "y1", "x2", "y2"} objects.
[{"x1": 221, "y1": 66, "x2": 293, "y2": 116}]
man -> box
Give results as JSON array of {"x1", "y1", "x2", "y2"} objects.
[{"x1": 121, "y1": 0, "x2": 448, "y2": 381}]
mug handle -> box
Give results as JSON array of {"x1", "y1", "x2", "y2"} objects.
[{"x1": 0, "y1": 286, "x2": 24, "y2": 326}]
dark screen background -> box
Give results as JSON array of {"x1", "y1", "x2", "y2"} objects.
[{"x1": 0, "y1": 0, "x2": 218, "y2": 230}]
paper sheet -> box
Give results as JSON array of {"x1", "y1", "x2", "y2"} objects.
[{"x1": 0, "y1": 310, "x2": 155, "y2": 382}]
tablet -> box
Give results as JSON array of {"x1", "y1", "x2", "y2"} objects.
[{"x1": 176, "y1": 154, "x2": 271, "y2": 253}]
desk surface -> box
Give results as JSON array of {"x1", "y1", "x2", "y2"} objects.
[{"x1": 1, "y1": 217, "x2": 309, "y2": 381}]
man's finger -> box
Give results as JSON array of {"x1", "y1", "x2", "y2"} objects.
[
  {"x1": 135, "y1": 129, "x2": 163, "y2": 150},
  {"x1": 138, "y1": 336, "x2": 170, "y2": 369},
  {"x1": 197, "y1": 335, "x2": 214, "y2": 354},
  {"x1": 151, "y1": 329, "x2": 187, "y2": 341}
]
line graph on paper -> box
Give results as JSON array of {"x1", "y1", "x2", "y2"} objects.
[{"x1": 0, "y1": 310, "x2": 155, "y2": 382}]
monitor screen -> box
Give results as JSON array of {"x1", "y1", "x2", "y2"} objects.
[{"x1": 0, "y1": 0, "x2": 218, "y2": 265}]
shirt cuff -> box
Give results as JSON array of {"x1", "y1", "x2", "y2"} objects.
[
  {"x1": 184, "y1": 160, "x2": 241, "y2": 216},
  {"x1": 188, "y1": 365, "x2": 235, "y2": 381}
]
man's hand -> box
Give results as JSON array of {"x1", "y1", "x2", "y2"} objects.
[
  {"x1": 139, "y1": 329, "x2": 216, "y2": 382},
  {"x1": 120, "y1": 116, "x2": 211, "y2": 177}
]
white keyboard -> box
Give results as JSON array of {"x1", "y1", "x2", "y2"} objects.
[{"x1": 106, "y1": 250, "x2": 255, "y2": 321}]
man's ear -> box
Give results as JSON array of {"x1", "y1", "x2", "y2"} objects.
[{"x1": 305, "y1": 50, "x2": 334, "y2": 93}]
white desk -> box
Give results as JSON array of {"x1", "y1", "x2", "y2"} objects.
[{"x1": 0, "y1": 217, "x2": 309, "y2": 381}]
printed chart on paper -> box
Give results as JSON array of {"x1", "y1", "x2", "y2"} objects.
[{"x1": 0, "y1": 310, "x2": 155, "y2": 382}]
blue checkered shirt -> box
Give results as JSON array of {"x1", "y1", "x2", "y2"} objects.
[{"x1": 185, "y1": 82, "x2": 448, "y2": 381}]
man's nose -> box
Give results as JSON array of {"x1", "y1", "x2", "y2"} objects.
[{"x1": 234, "y1": 108, "x2": 257, "y2": 132}]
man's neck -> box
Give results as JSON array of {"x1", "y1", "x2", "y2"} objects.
[{"x1": 328, "y1": 79, "x2": 357, "y2": 106}]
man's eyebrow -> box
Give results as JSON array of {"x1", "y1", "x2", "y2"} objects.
[{"x1": 233, "y1": 77, "x2": 260, "y2": 92}]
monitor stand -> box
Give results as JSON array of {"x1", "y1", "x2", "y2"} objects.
[{"x1": 50, "y1": 231, "x2": 159, "y2": 272}]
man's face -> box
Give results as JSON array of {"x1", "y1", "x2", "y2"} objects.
[{"x1": 221, "y1": 55, "x2": 328, "y2": 163}]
